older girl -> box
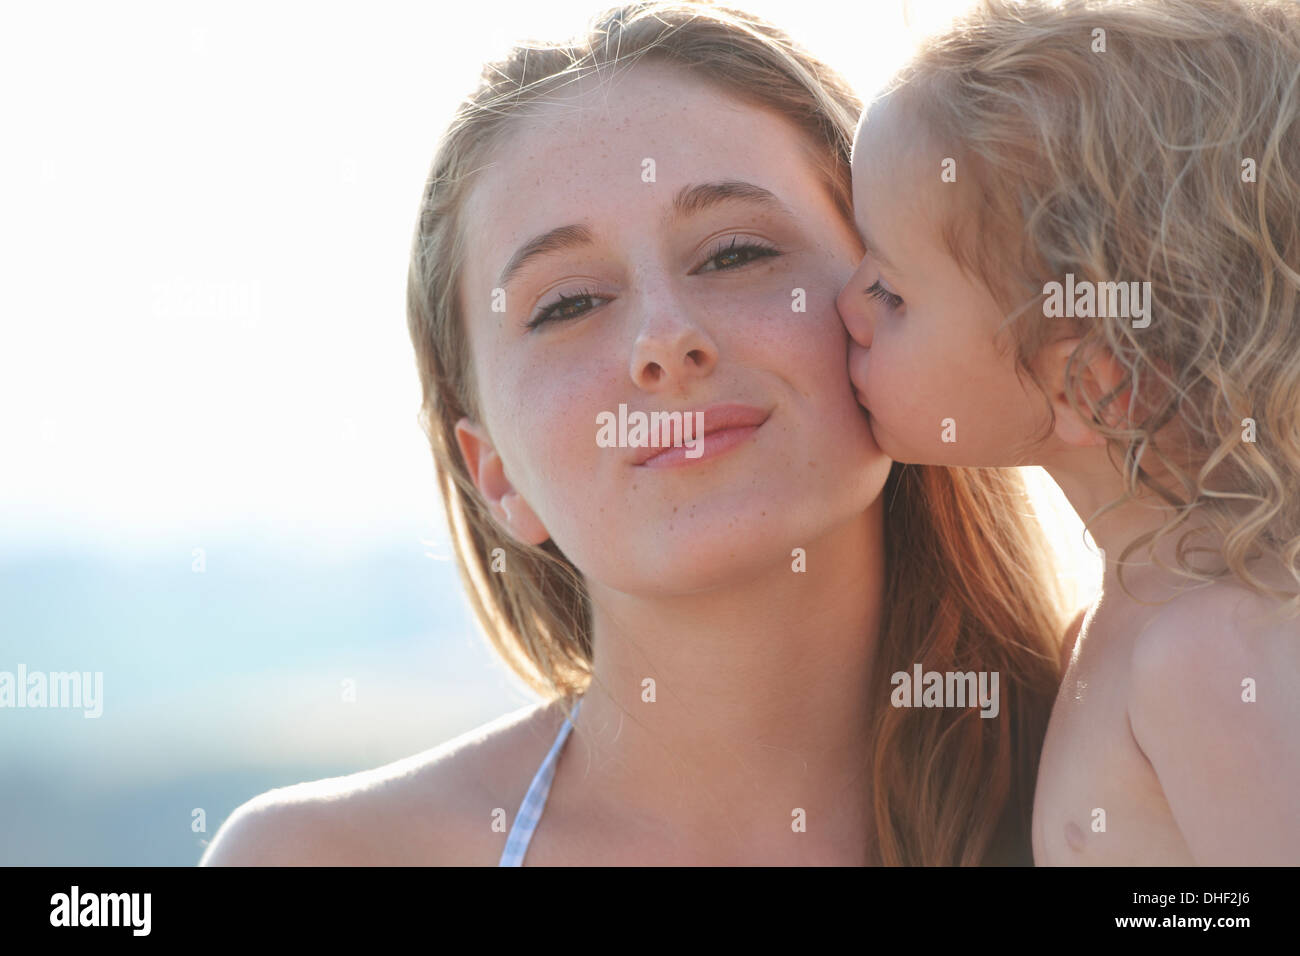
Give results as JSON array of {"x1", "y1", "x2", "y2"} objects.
[{"x1": 203, "y1": 1, "x2": 1068, "y2": 867}]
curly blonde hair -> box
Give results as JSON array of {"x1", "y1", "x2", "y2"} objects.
[{"x1": 887, "y1": 0, "x2": 1300, "y2": 608}]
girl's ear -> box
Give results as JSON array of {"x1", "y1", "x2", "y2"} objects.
[
  {"x1": 453, "y1": 417, "x2": 550, "y2": 546},
  {"x1": 1035, "y1": 338, "x2": 1131, "y2": 448}
]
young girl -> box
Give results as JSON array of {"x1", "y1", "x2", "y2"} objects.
[
  {"x1": 837, "y1": 0, "x2": 1300, "y2": 864},
  {"x1": 201, "y1": 1, "x2": 1070, "y2": 867}
]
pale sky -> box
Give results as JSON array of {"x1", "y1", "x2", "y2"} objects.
[{"x1": 0, "y1": 0, "x2": 1093, "y2": 598}]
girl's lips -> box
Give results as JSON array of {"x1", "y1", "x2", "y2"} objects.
[
  {"x1": 638, "y1": 423, "x2": 761, "y2": 468},
  {"x1": 632, "y1": 403, "x2": 770, "y2": 469}
]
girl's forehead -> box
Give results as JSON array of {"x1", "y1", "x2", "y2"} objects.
[{"x1": 462, "y1": 94, "x2": 828, "y2": 243}]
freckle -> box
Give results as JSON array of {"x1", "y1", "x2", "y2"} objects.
[
  {"x1": 1065, "y1": 821, "x2": 1086, "y2": 851},
  {"x1": 673, "y1": 506, "x2": 678, "y2": 514}
]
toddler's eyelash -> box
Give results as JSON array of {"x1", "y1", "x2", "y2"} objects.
[{"x1": 866, "y1": 279, "x2": 904, "y2": 310}]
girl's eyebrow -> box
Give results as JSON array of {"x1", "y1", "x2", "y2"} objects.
[
  {"x1": 497, "y1": 181, "x2": 794, "y2": 290},
  {"x1": 668, "y1": 180, "x2": 795, "y2": 222},
  {"x1": 498, "y1": 224, "x2": 594, "y2": 290}
]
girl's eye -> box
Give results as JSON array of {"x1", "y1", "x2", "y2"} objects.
[
  {"x1": 866, "y1": 279, "x2": 904, "y2": 311},
  {"x1": 693, "y1": 236, "x2": 780, "y2": 274},
  {"x1": 524, "y1": 237, "x2": 779, "y2": 330},
  {"x1": 526, "y1": 288, "x2": 610, "y2": 330}
]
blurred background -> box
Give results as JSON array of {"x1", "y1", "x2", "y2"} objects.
[{"x1": 0, "y1": 0, "x2": 1097, "y2": 865}]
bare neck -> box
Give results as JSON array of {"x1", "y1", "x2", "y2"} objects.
[
  {"x1": 572, "y1": 498, "x2": 885, "y2": 858},
  {"x1": 1043, "y1": 444, "x2": 1223, "y2": 605}
]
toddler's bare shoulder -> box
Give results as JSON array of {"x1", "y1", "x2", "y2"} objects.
[{"x1": 1128, "y1": 582, "x2": 1300, "y2": 729}]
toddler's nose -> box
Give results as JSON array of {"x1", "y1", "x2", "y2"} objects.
[
  {"x1": 847, "y1": 340, "x2": 871, "y2": 404},
  {"x1": 836, "y1": 274, "x2": 874, "y2": 349}
]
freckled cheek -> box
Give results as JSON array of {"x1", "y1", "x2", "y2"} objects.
[
  {"x1": 754, "y1": 292, "x2": 845, "y2": 371},
  {"x1": 507, "y1": 362, "x2": 611, "y2": 477}
]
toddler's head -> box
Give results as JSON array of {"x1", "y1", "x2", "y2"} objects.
[{"x1": 838, "y1": 0, "x2": 1300, "y2": 597}]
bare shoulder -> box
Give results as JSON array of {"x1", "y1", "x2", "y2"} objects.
[
  {"x1": 1128, "y1": 579, "x2": 1300, "y2": 734},
  {"x1": 200, "y1": 698, "x2": 569, "y2": 866},
  {"x1": 1131, "y1": 579, "x2": 1300, "y2": 680},
  {"x1": 1124, "y1": 578, "x2": 1300, "y2": 863}
]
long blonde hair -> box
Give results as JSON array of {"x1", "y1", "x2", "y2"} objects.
[
  {"x1": 887, "y1": 0, "x2": 1300, "y2": 608},
  {"x1": 406, "y1": 0, "x2": 1068, "y2": 865}
]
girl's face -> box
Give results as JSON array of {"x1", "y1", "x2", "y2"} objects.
[
  {"x1": 836, "y1": 95, "x2": 1051, "y2": 467},
  {"x1": 455, "y1": 62, "x2": 891, "y2": 595}
]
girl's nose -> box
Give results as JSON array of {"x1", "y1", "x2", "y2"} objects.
[{"x1": 628, "y1": 299, "x2": 719, "y2": 393}]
